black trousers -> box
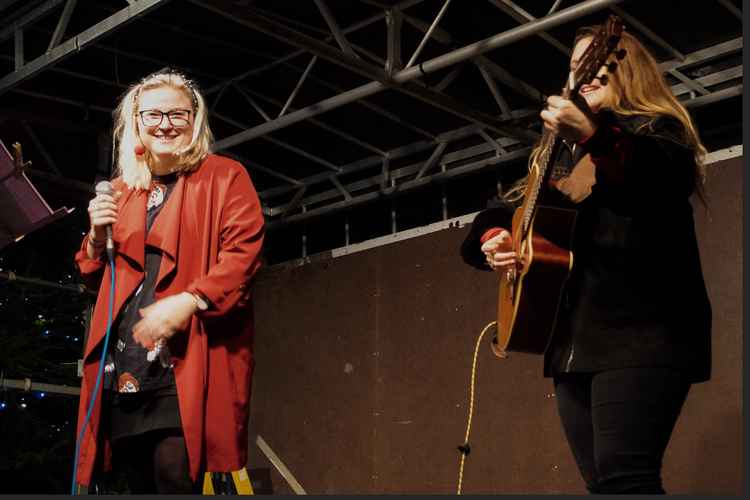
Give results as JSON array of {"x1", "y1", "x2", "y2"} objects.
[
  {"x1": 110, "y1": 428, "x2": 202, "y2": 494},
  {"x1": 553, "y1": 367, "x2": 691, "y2": 494}
]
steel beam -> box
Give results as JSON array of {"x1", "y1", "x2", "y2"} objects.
[
  {"x1": 206, "y1": 0, "x2": 426, "y2": 94},
  {"x1": 433, "y1": 66, "x2": 461, "y2": 92},
  {"x1": 671, "y1": 65, "x2": 742, "y2": 97},
  {"x1": 659, "y1": 37, "x2": 742, "y2": 72},
  {"x1": 278, "y1": 55, "x2": 317, "y2": 118},
  {"x1": 478, "y1": 128, "x2": 508, "y2": 155},
  {"x1": 488, "y1": 0, "x2": 571, "y2": 56},
  {"x1": 236, "y1": 85, "x2": 387, "y2": 156},
  {"x1": 0, "y1": 0, "x2": 67, "y2": 42},
  {"x1": 609, "y1": 5, "x2": 684, "y2": 61},
  {"x1": 401, "y1": 13, "x2": 544, "y2": 102},
  {"x1": 608, "y1": 7, "x2": 716, "y2": 99},
  {"x1": 235, "y1": 85, "x2": 272, "y2": 122},
  {"x1": 683, "y1": 84, "x2": 742, "y2": 108},
  {"x1": 266, "y1": 131, "x2": 522, "y2": 214},
  {"x1": 204, "y1": 30, "x2": 436, "y2": 140},
  {"x1": 260, "y1": 124, "x2": 483, "y2": 200},
  {"x1": 404, "y1": 0, "x2": 453, "y2": 69},
  {"x1": 47, "y1": 0, "x2": 77, "y2": 51},
  {"x1": 314, "y1": 0, "x2": 358, "y2": 57},
  {"x1": 547, "y1": 0, "x2": 564, "y2": 15},
  {"x1": 0, "y1": 0, "x2": 173, "y2": 97},
  {"x1": 14, "y1": 29, "x2": 23, "y2": 70},
  {"x1": 330, "y1": 176, "x2": 352, "y2": 200},
  {"x1": 669, "y1": 68, "x2": 710, "y2": 96},
  {"x1": 263, "y1": 136, "x2": 341, "y2": 172},
  {"x1": 415, "y1": 142, "x2": 447, "y2": 179},
  {"x1": 477, "y1": 62, "x2": 512, "y2": 118},
  {"x1": 0, "y1": 53, "x2": 128, "y2": 89},
  {"x1": 386, "y1": 7, "x2": 403, "y2": 74},
  {"x1": 282, "y1": 187, "x2": 308, "y2": 217},
  {"x1": 266, "y1": 147, "x2": 531, "y2": 228}
]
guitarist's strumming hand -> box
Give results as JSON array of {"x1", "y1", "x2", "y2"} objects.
[
  {"x1": 540, "y1": 95, "x2": 598, "y2": 143},
  {"x1": 481, "y1": 229, "x2": 524, "y2": 272}
]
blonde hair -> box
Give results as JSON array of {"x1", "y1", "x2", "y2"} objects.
[
  {"x1": 113, "y1": 69, "x2": 214, "y2": 190},
  {"x1": 506, "y1": 25, "x2": 707, "y2": 203}
]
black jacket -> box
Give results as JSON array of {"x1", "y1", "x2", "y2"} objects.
[{"x1": 461, "y1": 111, "x2": 712, "y2": 383}]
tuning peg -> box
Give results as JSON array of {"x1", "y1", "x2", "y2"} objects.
[
  {"x1": 597, "y1": 74, "x2": 609, "y2": 86},
  {"x1": 607, "y1": 61, "x2": 618, "y2": 72},
  {"x1": 616, "y1": 48, "x2": 627, "y2": 60}
]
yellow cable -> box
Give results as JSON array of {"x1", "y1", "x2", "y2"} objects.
[{"x1": 456, "y1": 320, "x2": 498, "y2": 495}]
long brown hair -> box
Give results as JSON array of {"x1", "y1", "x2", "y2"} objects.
[{"x1": 505, "y1": 25, "x2": 707, "y2": 203}]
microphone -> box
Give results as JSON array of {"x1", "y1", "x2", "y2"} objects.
[{"x1": 95, "y1": 180, "x2": 116, "y2": 260}]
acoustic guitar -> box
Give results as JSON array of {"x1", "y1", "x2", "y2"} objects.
[{"x1": 495, "y1": 15, "x2": 625, "y2": 355}]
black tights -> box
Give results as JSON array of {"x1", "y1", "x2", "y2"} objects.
[
  {"x1": 554, "y1": 367, "x2": 690, "y2": 494},
  {"x1": 111, "y1": 428, "x2": 200, "y2": 494}
]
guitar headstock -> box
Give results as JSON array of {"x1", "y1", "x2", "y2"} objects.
[{"x1": 569, "y1": 15, "x2": 625, "y2": 94}]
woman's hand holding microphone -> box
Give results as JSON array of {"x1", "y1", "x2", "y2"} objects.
[{"x1": 86, "y1": 186, "x2": 121, "y2": 259}]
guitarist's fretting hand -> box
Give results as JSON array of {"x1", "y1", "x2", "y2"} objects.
[
  {"x1": 481, "y1": 229, "x2": 524, "y2": 272},
  {"x1": 540, "y1": 95, "x2": 598, "y2": 143}
]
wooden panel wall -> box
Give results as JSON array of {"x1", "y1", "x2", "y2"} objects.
[{"x1": 245, "y1": 156, "x2": 742, "y2": 495}]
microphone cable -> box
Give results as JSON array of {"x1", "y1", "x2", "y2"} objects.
[
  {"x1": 70, "y1": 253, "x2": 116, "y2": 495},
  {"x1": 456, "y1": 320, "x2": 498, "y2": 495}
]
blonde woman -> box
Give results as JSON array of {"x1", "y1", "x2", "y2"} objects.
[
  {"x1": 74, "y1": 69, "x2": 265, "y2": 493},
  {"x1": 461, "y1": 26, "x2": 711, "y2": 494}
]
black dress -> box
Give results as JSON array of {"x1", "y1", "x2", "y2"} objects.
[
  {"x1": 461, "y1": 111, "x2": 712, "y2": 383},
  {"x1": 102, "y1": 172, "x2": 183, "y2": 442}
]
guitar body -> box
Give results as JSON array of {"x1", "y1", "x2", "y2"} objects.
[{"x1": 496, "y1": 204, "x2": 577, "y2": 355}]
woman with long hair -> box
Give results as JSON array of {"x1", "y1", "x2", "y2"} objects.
[
  {"x1": 461, "y1": 25, "x2": 711, "y2": 494},
  {"x1": 74, "y1": 69, "x2": 265, "y2": 493}
]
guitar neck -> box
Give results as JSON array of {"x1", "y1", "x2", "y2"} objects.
[
  {"x1": 518, "y1": 129, "x2": 564, "y2": 239},
  {"x1": 517, "y1": 80, "x2": 576, "y2": 239}
]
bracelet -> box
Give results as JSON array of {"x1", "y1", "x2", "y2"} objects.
[{"x1": 188, "y1": 292, "x2": 209, "y2": 311}]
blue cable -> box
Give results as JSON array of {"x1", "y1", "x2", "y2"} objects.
[{"x1": 70, "y1": 254, "x2": 115, "y2": 495}]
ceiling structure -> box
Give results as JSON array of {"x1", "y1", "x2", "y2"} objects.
[{"x1": 0, "y1": 0, "x2": 743, "y2": 264}]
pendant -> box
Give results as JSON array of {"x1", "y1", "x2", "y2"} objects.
[{"x1": 147, "y1": 183, "x2": 166, "y2": 210}]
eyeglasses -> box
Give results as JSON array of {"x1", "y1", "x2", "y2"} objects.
[{"x1": 137, "y1": 109, "x2": 192, "y2": 128}]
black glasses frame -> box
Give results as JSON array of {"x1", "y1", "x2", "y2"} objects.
[{"x1": 137, "y1": 108, "x2": 193, "y2": 128}]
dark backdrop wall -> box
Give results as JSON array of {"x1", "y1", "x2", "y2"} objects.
[{"x1": 245, "y1": 154, "x2": 742, "y2": 494}]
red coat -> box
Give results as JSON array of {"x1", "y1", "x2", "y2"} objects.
[{"x1": 74, "y1": 154, "x2": 265, "y2": 485}]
